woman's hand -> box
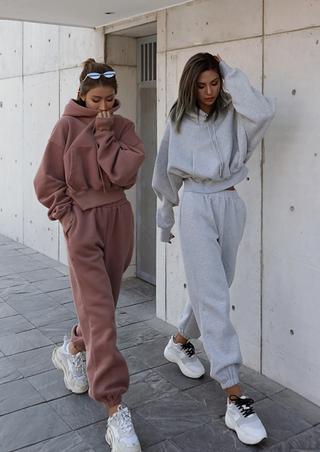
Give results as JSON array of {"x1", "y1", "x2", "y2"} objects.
[
  {"x1": 97, "y1": 110, "x2": 112, "y2": 118},
  {"x1": 168, "y1": 234, "x2": 175, "y2": 244},
  {"x1": 215, "y1": 54, "x2": 222, "y2": 63}
]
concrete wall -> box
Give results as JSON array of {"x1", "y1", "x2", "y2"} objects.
[
  {"x1": 153, "y1": 0, "x2": 320, "y2": 406},
  {"x1": 0, "y1": 20, "x2": 137, "y2": 277}
]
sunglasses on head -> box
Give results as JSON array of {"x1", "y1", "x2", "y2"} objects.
[{"x1": 82, "y1": 71, "x2": 116, "y2": 83}]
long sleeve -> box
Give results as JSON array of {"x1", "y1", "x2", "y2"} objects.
[
  {"x1": 34, "y1": 139, "x2": 74, "y2": 233},
  {"x1": 220, "y1": 61, "x2": 276, "y2": 161},
  {"x1": 94, "y1": 116, "x2": 146, "y2": 189},
  {"x1": 152, "y1": 122, "x2": 183, "y2": 242}
]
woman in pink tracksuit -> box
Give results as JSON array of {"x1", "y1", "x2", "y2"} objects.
[{"x1": 34, "y1": 58, "x2": 145, "y2": 452}]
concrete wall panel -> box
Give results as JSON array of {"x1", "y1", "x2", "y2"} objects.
[
  {"x1": 60, "y1": 67, "x2": 80, "y2": 116},
  {"x1": 59, "y1": 26, "x2": 104, "y2": 70},
  {"x1": 265, "y1": 0, "x2": 320, "y2": 35},
  {"x1": 0, "y1": 20, "x2": 23, "y2": 79},
  {"x1": 23, "y1": 22, "x2": 60, "y2": 75},
  {"x1": 23, "y1": 71, "x2": 60, "y2": 259},
  {"x1": 166, "y1": 0, "x2": 262, "y2": 51},
  {"x1": 106, "y1": 35, "x2": 137, "y2": 67},
  {"x1": 263, "y1": 27, "x2": 320, "y2": 402},
  {"x1": 263, "y1": 252, "x2": 320, "y2": 405},
  {"x1": 0, "y1": 77, "x2": 23, "y2": 242}
]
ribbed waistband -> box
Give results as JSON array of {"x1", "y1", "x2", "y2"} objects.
[
  {"x1": 183, "y1": 168, "x2": 248, "y2": 195},
  {"x1": 70, "y1": 188, "x2": 126, "y2": 211}
]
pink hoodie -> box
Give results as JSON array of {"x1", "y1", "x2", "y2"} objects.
[{"x1": 34, "y1": 99, "x2": 146, "y2": 234}]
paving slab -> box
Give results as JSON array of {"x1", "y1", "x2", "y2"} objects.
[
  {"x1": 18, "y1": 432, "x2": 94, "y2": 452},
  {"x1": 267, "y1": 424, "x2": 320, "y2": 451},
  {"x1": 0, "y1": 356, "x2": 23, "y2": 385},
  {"x1": 117, "y1": 321, "x2": 164, "y2": 350},
  {"x1": 0, "y1": 315, "x2": 35, "y2": 337},
  {"x1": 185, "y1": 378, "x2": 266, "y2": 417},
  {"x1": 144, "y1": 441, "x2": 182, "y2": 452},
  {"x1": 0, "y1": 329, "x2": 52, "y2": 356},
  {"x1": 49, "y1": 393, "x2": 108, "y2": 430},
  {"x1": 8, "y1": 345, "x2": 56, "y2": 377},
  {"x1": 39, "y1": 318, "x2": 78, "y2": 343},
  {"x1": 0, "y1": 302, "x2": 17, "y2": 318},
  {"x1": 125, "y1": 336, "x2": 171, "y2": 369},
  {"x1": 33, "y1": 276, "x2": 71, "y2": 293},
  {"x1": 0, "y1": 404, "x2": 70, "y2": 452},
  {"x1": 18, "y1": 267, "x2": 63, "y2": 283},
  {"x1": 0, "y1": 378, "x2": 44, "y2": 415},
  {"x1": 136, "y1": 392, "x2": 218, "y2": 438},
  {"x1": 270, "y1": 389, "x2": 320, "y2": 426},
  {"x1": 5, "y1": 293, "x2": 61, "y2": 315},
  {"x1": 171, "y1": 418, "x2": 251, "y2": 452},
  {"x1": 122, "y1": 369, "x2": 180, "y2": 409},
  {"x1": 253, "y1": 398, "x2": 312, "y2": 449},
  {"x1": 27, "y1": 369, "x2": 72, "y2": 401},
  {"x1": 154, "y1": 361, "x2": 212, "y2": 391}
]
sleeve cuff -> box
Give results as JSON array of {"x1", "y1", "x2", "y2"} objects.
[
  {"x1": 160, "y1": 229, "x2": 173, "y2": 242},
  {"x1": 94, "y1": 116, "x2": 114, "y2": 132}
]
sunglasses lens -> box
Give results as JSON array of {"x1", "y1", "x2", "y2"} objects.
[
  {"x1": 87, "y1": 73, "x2": 101, "y2": 79},
  {"x1": 104, "y1": 72, "x2": 116, "y2": 78}
]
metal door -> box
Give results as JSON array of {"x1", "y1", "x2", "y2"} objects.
[{"x1": 136, "y1": 35, "x2": 157, "y2": 285}]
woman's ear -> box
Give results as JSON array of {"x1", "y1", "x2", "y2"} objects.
[{"x1": 78, "y1": 91, "x2": 85, "y2": 102}]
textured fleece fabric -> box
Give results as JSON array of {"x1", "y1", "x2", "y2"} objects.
[
  {"x1": 152, "y1": 62, "x2": 276, "y2": 389},
  {"x1": 68, "y1": 199, "x2": 133, "y2": 408},
  {"x1": 152, "y1": 61, "x2": 276, "y2": 242},
  {"x1": 178, "y1": 188, "x2": 246, "y2": 388},
  {"x1": 34, "y1": 99, "x2": 146, "y2": 407},
  {"x1": 34, "y1": 99, "x2": 146, "y2": 236}
]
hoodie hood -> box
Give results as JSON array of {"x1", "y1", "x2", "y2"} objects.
[{"x1": 62, "y1": 98, "x2": 121, "y2": 122}]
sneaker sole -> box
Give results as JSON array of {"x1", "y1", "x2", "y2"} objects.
[
  {"x1": 105, "y1": 428, "x2": 142, "y2": 452},
  {"x1": 164, "y1": 346, "x2": 205, "y2": 379},
  {"x1": 225, "y1": 412, "x2": 267, "y2": 445},
  {"x1": 52, "y1": 346, "x2": 88, "y2": 394}
]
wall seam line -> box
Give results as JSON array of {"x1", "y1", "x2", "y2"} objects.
[
  {"x1": 22, "y1": 21, "x2": 25, "y2": 245},
  {"x1": 260, "y1": 0, "x2": 265, "y2": 375}
]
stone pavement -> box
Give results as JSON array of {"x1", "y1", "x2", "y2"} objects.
[{"x1": 0, "y1": 233, "x2": 320, "y2": 452}]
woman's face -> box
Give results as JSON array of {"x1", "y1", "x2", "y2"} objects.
[
  {"x1": 196, "y1": 70, "x2": 221, "y2": 114},
  {"x1": 79, "y1": 85, "x2": 116, "y2": 112}
]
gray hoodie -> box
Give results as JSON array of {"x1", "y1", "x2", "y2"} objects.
[{"x1": 152, "y1": 61, "x2": 276, "y2": 242}]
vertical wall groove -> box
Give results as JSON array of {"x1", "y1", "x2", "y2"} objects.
[{"x1": 260, "y1": 0, "x2": 265, "y2": 374}]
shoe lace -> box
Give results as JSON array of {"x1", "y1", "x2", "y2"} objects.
[
  {"x1": 116, "y1": 406, "x2": 133, "y2": 435},
  {"x1": 72, "y1": 353, "x2": 86, "y2": 377},
  {"x1": 181, "y1": 341, "x2": 195, "y2": 357},
  {"x1": 230, "y1": 395, "x2": 255, "y2": 418}
]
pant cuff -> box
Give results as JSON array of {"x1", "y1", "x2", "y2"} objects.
[
  {"x1": 103, "y1": 395, "x2": 122, "y2": 409},
  {"x1": 221, "y1": 375, "x2": 239, "y2": 390},
  {"x1": 178, "y1": 327, "x2": 192, "y2": 341}
]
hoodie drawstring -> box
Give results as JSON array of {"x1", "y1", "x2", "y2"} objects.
[{"x1": 206, "y1": 122, "x2": 224, "y2": 176}]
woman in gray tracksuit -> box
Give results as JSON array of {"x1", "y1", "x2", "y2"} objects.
[{"x1": 152, "y1": 53, "x2": 276, "y2": 445}]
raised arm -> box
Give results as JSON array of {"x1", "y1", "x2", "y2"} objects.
[
  {"x1": 218, "y1": 57, "x2": 276, "y2": 157},
  {"x1": 94, "y1": 116, "x2": 146, "y2": 189}
]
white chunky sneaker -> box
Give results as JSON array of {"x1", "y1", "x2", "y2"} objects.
[
  {"x1": 52, "y1": 336, "x2": 88, "y2": 394},
  {"x1": 164, "y1": 335, "x2": 205, "y2": 379},
  {"x1": 225, "y1": 395, "x2": 267, "y2": 445},
  {"x1": 106, "y1": 405, "x2": 141, "y2": 452}
]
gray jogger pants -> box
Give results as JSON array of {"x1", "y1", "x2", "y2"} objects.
[{"x1": 178, "y1": 187, "x2": 247, "y2": 389}]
